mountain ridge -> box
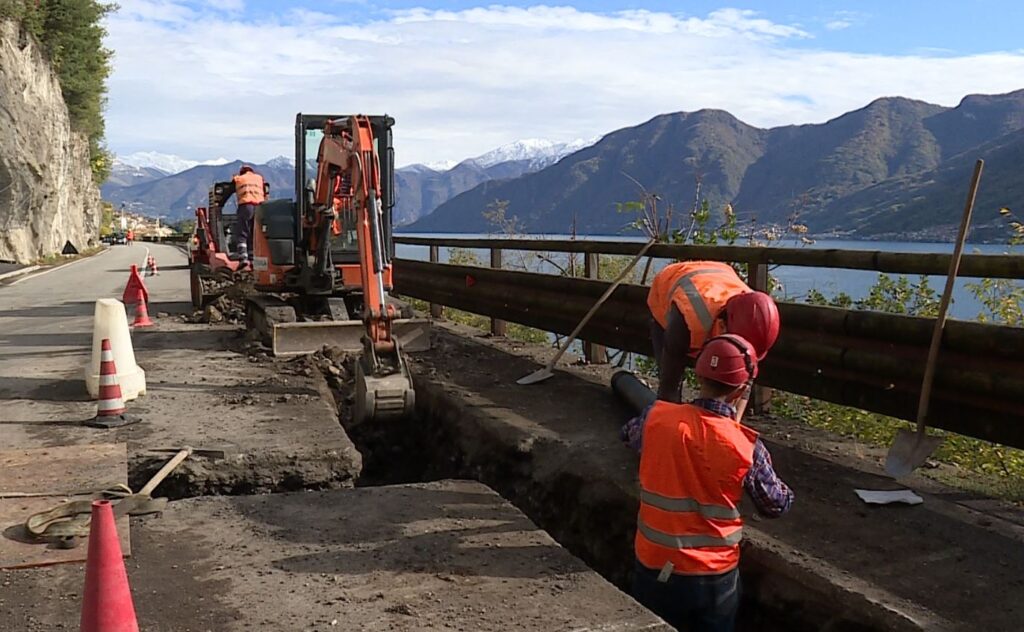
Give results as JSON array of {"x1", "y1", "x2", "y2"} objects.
[{"x1": 410, "y1": 90, "x2": 1024, "y2": 240}]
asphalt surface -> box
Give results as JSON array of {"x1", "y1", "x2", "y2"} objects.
[{"x1": 0, "y1": 243, "x2": 188, "y2": 427}]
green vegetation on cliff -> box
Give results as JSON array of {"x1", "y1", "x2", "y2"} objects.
[{"x1": 0, "y1": 0, "x2": 114, "y2": 181}]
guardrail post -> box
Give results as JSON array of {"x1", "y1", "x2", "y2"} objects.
[
  {"x1": 583, "y1": 252, "x2": 608, "y2": 364},
  {"x1": 746, "y1": 261, "x2": 771, "y2": 413},
  {"x1": 490, "y1": 248, "x2": 507, "y2": 337},
  {"x1": 428, "y1": 245, "x2": 443, "y2": 319}
]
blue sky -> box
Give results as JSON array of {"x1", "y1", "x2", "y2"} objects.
[
  {"x1": 105, "y1": 2, "x2": 1024, "y2": 166},
  {"x1": 217, "y1": 0, "x2": 1024, "y2": 55}
]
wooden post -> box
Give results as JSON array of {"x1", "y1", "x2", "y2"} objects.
[
  {"x1": 746, "y1": 261, "x2": 771, "y2": 413},
  {"x1": 490, "y1": 248, "x2": 507, "y2": 337},
  {"x1": 583, "y1": 252, "x2": 608, "y2": 364},
  {"x1": 428, "y1": 245, "x2": 443, "y2": 319}
]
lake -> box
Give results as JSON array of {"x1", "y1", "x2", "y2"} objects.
[{"x1": 395, "y1": 233, "x2": 1023, "y2": 322}]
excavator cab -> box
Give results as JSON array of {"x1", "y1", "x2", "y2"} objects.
[
  {"x1": 247, "y1": 113, "x2": 424, "y2": 425},
  {"x1": 252, "y1": 114, "x2": 396, "y2": 303}
]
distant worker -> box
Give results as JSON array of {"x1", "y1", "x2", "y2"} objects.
[
  {"x1": 646, "y1": 261, "x2": 779, "y2": 403},
  {"x1": 125, "y1": 229, "x2": 134, "y2": 246},
  {"x1": 630, "y1": 334, "x2": 793, "y2": 631},
  {"x1": 221, "y1": 164, "x2": 266, "y2": 269}
]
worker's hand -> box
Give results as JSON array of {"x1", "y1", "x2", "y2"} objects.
[{"x1": 620, "y1": 402, "x2": 655, "y2": 453}]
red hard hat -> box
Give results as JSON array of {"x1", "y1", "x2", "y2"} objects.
[
  {"x1": 695, "y1": 334, "x2": 758, "y2": 387},
  {"x1": 725, "y1": 291, "x2": 780, "y2": 360}
]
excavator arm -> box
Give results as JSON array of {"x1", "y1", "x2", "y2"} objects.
[{"x1": 312, "y1": 116, "x2": 414, "y2": 424}]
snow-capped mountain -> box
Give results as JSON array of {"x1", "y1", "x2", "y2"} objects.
[
  {"x1": 400, "y1": 137, "x2": 599, "y2": 173},
  {"x1": 107, "y1": 161, "x2": 169, "y2": 187},
  {"x1": 265, "y1": 155, "x2": 295, "y2": 169},
  {"x1": 420, "y1": 160, "x2": 459, "y2": 172},
  {"x1": 117, "y1": 151, "x2": 231, "y2": 175},
  {"x1": 470, "y1": 137, "x2": 599, "y2": 169}
]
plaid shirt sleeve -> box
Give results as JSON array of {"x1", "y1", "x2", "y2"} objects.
[
  {"x1": 620, "y1": 403, "x2": 653, "y2": 453},
  {"x1": 743, "y1": 439, "x2": 794, "y2": 518}
]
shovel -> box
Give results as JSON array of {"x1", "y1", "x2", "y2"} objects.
[
  {"x1": 24, "y1": 447, "x2": 194, "y2": 541},
  {"x1": 885, "y1": 159, "x2": 984, "y2": 479},
  {"x1": 518, "y1": 240, "x2": 657, "y2": 385}
]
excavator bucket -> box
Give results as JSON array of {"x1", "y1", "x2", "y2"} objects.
[
  {"x1": 269, "y1": 318, "x2": 431, "y2": 357},
  {"x1": 354, "y1": 353, "x2": 416, "y2": 425}
]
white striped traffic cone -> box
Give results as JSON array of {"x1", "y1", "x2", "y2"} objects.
[{"x1": 86, "y1": 339, "x2": 140, "y2": 429}]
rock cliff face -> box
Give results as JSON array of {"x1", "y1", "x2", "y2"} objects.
[{"x1": 0, "y1": 20, "x2": 101, "y2": 263}]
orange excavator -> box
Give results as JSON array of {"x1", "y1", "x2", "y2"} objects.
[{"x1": 245, "y1": 113, "x2": 427, "y2": 423}]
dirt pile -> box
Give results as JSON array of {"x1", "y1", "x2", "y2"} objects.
[
  {"x1": 187, "y1": 276, "x2": 256, "y2": 324},
  {"x1": 282, "y1": 345, "x2": 354, "y2": 403}
]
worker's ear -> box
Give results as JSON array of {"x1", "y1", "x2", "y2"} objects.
[{"x1": 726, "y1": 383, "x2": 747, "y2": 403}]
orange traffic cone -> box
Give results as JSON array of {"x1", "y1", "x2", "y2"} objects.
[
  {"x1": 130, "y1": 300, "x2": 154, "y2": 328},
  {"x1": 145, "y1": 255, "x2": 159, "y2": 277},
  {"x1": 86, "y1": 339, "x2": 139, "y2": 429},
  {"x1": 80, "y1": 500, "x2": 140, "y2": 632}
]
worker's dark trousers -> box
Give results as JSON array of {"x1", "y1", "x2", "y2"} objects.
[
  {"x1": 235, "y1": 203, "x2": 256, "y2": 261},
  {"x1": 632, "y1": 560, "x2": 740, "y2": 632}
]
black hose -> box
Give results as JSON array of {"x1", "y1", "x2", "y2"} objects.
[{"x1": 610, "y1": 369, "x2": 656, "y2": 414}]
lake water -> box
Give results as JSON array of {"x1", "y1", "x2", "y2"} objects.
[{"x1": 395, "y1": 233, "x2": 1023, "y2": 322}]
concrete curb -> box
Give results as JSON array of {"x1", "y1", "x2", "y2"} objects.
[
  {"x1": 0, "y1": 265, "x2": 40, "y2": 282},
  {"x1": 7, "y1": 248, "x2": 110, "y2": 286}
]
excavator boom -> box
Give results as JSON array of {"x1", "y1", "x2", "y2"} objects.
[
  {"x1": 241, "y1": 113, "x2": 422, "y2": 424},
  {"x1": 309, "y1": 115, "x2": 415, "y2": 424}
]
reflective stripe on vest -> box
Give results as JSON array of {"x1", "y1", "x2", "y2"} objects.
[
  {"x1": 640, "y1": 489, "x2": 741, "y2": 521},
  {"x1": 636, "y1": 521, "x2": 743, "y2": 549},
  {"x1": 664, "y1": 268, "x2": 722, "y2": 333}
]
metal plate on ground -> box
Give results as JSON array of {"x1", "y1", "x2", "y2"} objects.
[
  {"x1": 0, "y1": 444, "x2": 130, "y2": 569},
  {"x1": 271, "y1": 318, "x2": 432, "y2": 357},
  {"x1": 0, "y1": 444, "x2": 127, "y2": 496}
]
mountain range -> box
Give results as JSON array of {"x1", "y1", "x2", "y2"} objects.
[
  {"x1": 103, "y1": 138, "x2": 595, "y2": 223},
  {"x1": 409, "y1": 90, "x2": 1024, "y2": 241}
]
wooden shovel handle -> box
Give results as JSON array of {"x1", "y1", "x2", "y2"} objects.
[
  {"x1": 546, "y1": 240, "x2": 657, "y2": 369},
  {"x1": 916, "y1": 159, "x2": 984, "y2": 432},
  {"x1": 139, "y1": 447, "x2": 192, "y2": 496}
]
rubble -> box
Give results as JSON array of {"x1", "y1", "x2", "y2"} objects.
[{"x1": 186, "y1": 276, "x2": 255, "y2": 324}]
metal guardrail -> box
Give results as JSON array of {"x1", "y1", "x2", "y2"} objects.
[
  {"x1": 391, "y1": 237, "x2": 1024, "y2": 449},
  {"x1": 139, "y1": 235, "x2": 189, "y2": 243},
  {"x1": 395, "y1": 236, "x2": 1024, "y2": 279}
]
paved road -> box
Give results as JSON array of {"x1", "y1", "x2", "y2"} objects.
[{"x1": 0, "y1": 243, "x2": 189, "y2": 427}]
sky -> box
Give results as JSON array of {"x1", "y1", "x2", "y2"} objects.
[{"x1": 104, "y1": 1, "x2": 1024, "y2": 166}]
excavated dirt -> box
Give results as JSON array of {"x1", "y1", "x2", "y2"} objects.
[{"x1": 185, "y1": 276, "x2": 254, "y2": 324}]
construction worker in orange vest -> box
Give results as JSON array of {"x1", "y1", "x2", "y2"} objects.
[
  {"x1": 223, "y1": 164, "x2": 267, "y2": 269},
  {"x1": 646, "y1": 261, "x2": 780, "y2": 403},
  {"x1": 630, "y1": 334, "x2": 793, "y2": 631}
]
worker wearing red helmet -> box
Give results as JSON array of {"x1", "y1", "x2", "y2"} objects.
[
  {"x1": 630, "y1": 334, "x2": 793, "y2": 631},
  {"x1": 647, "y1": 261, "x2": 780, "y2": 402},
  {"x1": 223, "y1": 164, "x2": 267, "y2": 269}
]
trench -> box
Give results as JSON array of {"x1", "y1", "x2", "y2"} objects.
[
  {"x1": 123, "y1": 344, "x2": 893, "y2": 632},
  {"x1": 316, "y1": 357, "x2": 886, "y2": 632}
]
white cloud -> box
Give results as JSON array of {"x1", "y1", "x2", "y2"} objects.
[
  {"x1": 103, "y1": 3, "x2": 1024, "y2": 166},
  {"x1": 824, "y1": 10, "x2": 867, "y2": 31}
]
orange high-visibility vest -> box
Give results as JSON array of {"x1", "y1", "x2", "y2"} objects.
[
  {"x1": 233, "y1": 172, "x2": 266, "y2": 205},
  {"x1": 635, "y1": 401, "x2": 757, "y2": 576},
  {"x1": 647, "y1": 261, "x2": 751, "y2": 356}
]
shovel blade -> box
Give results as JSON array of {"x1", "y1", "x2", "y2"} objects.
[
  {"x1": 516, "y1": 368, "x2": 554, "y2": 385},
  {"x1": 885, "y1": 429, "x2": 943, "y2": 478}
]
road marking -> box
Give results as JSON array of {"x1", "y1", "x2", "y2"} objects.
[{"x1": 9, "y1": 249, "x2": 110, "y2": 286}]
